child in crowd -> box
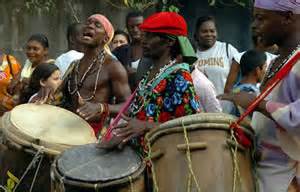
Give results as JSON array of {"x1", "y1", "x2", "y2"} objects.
[
  {"x1": 231, "y1": 49, "x2": 267, "y2": 117},
  {"x1": 19, "y1": 63, "x2": 61, "y2": 104}
]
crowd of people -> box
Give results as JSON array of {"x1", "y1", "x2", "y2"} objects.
[{"x1": 0, "y1": 0, "x2": 299, "y2": 191}]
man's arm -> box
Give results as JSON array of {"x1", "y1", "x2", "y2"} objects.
[{"x1": 108, "y1": 59, "x2": 131, "y2": 114}]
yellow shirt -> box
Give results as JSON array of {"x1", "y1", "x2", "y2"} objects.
[{"x1": 0, "y1": 54, "x2": 21, "y2": 109}]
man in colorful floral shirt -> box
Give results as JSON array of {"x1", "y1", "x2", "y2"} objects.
[{"x1": 111, "y1": 12, "x2": 201, "y2": 147}]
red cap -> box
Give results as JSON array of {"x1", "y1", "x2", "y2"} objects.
[{"x1": 139, "y1": 12, "x2": 188, "y2": 36}]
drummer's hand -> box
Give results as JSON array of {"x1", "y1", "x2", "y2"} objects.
[
  {"x1": 217, "y1": 92, "x2": 257, "y2": 109},
  {"x1": 112, "y1": 114, "x2": 151, "y2": 147},
  {"x1": 76, "y1": 96, "x2": 103, "y2": 121},
  {"x1": 34, "y1": 86, "x2": 54, "y2": 104}
]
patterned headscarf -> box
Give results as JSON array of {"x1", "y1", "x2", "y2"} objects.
[{"x1": 254, "y1": 0, "x2": 300, "y2": 14}]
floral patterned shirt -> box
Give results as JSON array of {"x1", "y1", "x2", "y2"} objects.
[{"x1": 128, "y1": 63, "x2": 201, "y2": 123}]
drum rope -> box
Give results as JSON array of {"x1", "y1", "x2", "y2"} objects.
[
  {"x1": 146, "y1": 141, "x2": 159, "y2": 192},
  {"x1": 187, "y1": 173, "x2": 192, "y2": 192},
  {"x1": 13, "y1": 147, "x2": 44, "y2": 192},
  {"x1": 229, "y1": 129, "x2": 241, "y2": 192},
  {"x1": 182, "y1": 120, "x2": 201, "y2": 192},
  {"x1": 29, "y1": 154, "x2": 44, "y2": 192},
  {"x1": 59, "y1": 177, "x2": 66, "y2": 192},
  {"x1": 128, "y1": 175, "x2": 135, "y2": 192}
]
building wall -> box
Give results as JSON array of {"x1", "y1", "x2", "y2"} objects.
[{"x1": 0, "y1": 0, "x2": 134, "y2": 63}]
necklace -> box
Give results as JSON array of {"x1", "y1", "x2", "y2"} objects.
[
  {"x1": 261, "y1": 45, "x2": 300, "y2": 87},
  {"x1": 68, "y1": 50, "x2": 105, "y2": 101},
  {"x1": 129, "y1": 59, "x2": 176, "y2": 115}
]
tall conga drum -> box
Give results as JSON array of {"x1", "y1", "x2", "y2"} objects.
[
  {"x1": 51, "y1": 144, "x2": 145, "y2": 192},
  {"x1": 145, "y1": 113, "x2": 255, "y2": 192},
  {"x1": 0, "y1": 104, "x2": 97, "y2": 192}
]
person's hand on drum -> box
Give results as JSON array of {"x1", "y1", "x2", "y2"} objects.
[
  {"x1": 112, "y1": 114, "x2": 156, "y2": 148},
  {"x1": 76, "y1": 96, "x2": 104, "y2": 121}
]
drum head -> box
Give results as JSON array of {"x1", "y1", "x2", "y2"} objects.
[
  {"x1": 3, "y1": 104, "x2": 96, "y2": 153},
  {"x1": 56, "y1": 144, "x2": 142, "y2": 182}
]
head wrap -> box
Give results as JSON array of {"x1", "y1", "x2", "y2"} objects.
[
  {"x1": 88, "y1": 14, "x2": 114, "y2": 55},
  {"x1": 254, "y1": 0, "x2": 300, "y2": 14},
  {"x1": 139, "y1": 12, "x2": 196, "y2": 64}
]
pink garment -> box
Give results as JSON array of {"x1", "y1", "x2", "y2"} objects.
[
  {"x1": 254, "y1": 0, "x2": 300, "y2": 14},
  {"x1": 191, "y1": 68, "x2": 222, "y2": 113},
  {"x1": 88, "y1": 14, "x2": 114, "y2": 40}
]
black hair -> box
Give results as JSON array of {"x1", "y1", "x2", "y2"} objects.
[
  {"x1": 194, "y1": 15, "x2": 216, "y2": 41},
  {"x1": 113, "y1": 29, "x2": 130, "y2": 44},
  {"x1": 126, "y1": 11, "x2": 143, "y2": 25},
  {"x1": 20, "y1": 63, "x2": 59, "y2": 104},
  {"x1": 240, "y1": 49, "x2": 267, "y2": 76},
  {"x1": 67, "y1": 23, "x2": 82, "y2": 42},
  {"x1": 27, "y1": 33, "x2": 49, "y2": 48}
]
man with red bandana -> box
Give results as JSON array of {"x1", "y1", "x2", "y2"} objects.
[
  {"x1": 63, "y1": 14, "x2": 131, "y2": 136},
  {"x1": 109, "y1": 12, "x2": 201, "y2": 148}
]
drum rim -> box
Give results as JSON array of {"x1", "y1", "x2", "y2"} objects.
[
  {"x1": 51, "y1": 157, "x2": 146, "y2": 189},
  {"x1": 0, "y1": 104, "x2": 97, "y2": 155},
  {"x1": 145, "y1": 113, "x2": 254, "y2": 145}
]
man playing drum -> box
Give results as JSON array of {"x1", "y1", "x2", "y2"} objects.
[
  {"x1": 218, "y1": 0, "x2": 300, "y2": 191},
  {"x1": 105, "y1": 12, "x2": 201, "y2": 149},
  {"x1": 62, "y1": 14, "x2": 131, "y2": 136}
]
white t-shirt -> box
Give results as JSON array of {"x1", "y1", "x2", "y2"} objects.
[
  {"x1": 55, "y1": 50, "x2": 84, "y2": 77},
  {"x1": 195, "y1": 41, "x2": 239, "y2": 95},
  {"x1": 191, "y1": 68, "x2": 222, "y2": 113},
  {"x1": 131, "y1": 59, "x2": 140, "y2": 69}
]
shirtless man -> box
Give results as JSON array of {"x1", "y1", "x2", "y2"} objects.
[{"x1": 64, "y1": 14, "x2": 131, "y2": 136}]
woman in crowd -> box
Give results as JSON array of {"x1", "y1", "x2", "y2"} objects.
[
  {"x1": 21, "y1": 34, "x2": 54, "y2": 82},
  {"x1": 110, "y1": 30, "x2": 130, "y2": 51},
  {"x1": 193, "y1": 15, "x2": 239, "y2": 113},
  {"x1": 19, "y1": 63, "x2": 61, "y2": 104}
]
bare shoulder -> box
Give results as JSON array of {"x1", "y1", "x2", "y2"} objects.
[{"x1": 105, "y1": 54, "x2": 127, "y2": 77}]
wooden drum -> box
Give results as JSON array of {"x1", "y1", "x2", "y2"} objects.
[
  {"x1": 0, "y1": 104, "x2": 97, "y2": 192},
  {"x1": 51, "y1": 144, "x2": 145, "y2": 192},
  {"x1": 145, "y1": 113, "x2": 255, "y2": 192}
]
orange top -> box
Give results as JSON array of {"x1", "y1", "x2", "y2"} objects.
[{"x1": 0, "y1": 54, "x2": 21, "y2": 109}]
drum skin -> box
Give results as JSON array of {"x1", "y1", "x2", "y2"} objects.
[
  {"x1": 146, "y1": 113, "x2": 255, "y2": 192},
  {"x1": 51, "y1": 144, "x2": 145, "y2": 192},
  {"x1": 0, "y1": 104, "x2": 97, "y2": 192}
]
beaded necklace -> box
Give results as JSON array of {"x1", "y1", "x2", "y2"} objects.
[
  {"x1": 261, "y1": 45, "x2": 299, "y2": 87},
  {"x1": 68, "y1": 50, "x2": 105, "y2": 101},
  {"x1": 129, "y1": 60, "x2": 176, "y2": 115}
]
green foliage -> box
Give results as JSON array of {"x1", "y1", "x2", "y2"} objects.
[
  {"x1": 208, "y1": 0, "x2": 253, "y2": 7},
  {"x1": 124, "y1": 0, "x2": 156, "y2": 11},
  {"x1": 25, "y1": 0, "x2": 56, "y2": 13}
]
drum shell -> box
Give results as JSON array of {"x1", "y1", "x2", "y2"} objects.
[
  {"x1": 146, "y1": 113, "x2": 255, "y2": 192},
  {"x1": 50, "y1": 158, "x2": 145, "y2": 192},
  {"x1": 0, "y1": 143, "x2": 52, "y2": 192},
  {"x1": 0, "y1": 104, "x2": 96, "y2": 192}
]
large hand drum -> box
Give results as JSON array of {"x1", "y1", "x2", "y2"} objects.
[
  {"x1": 51, "y1": 144, "x2": 145, "y2": 192},
  {"x1": 145, "y1": 113, "x2": 255, "y2": 192},
  {"x1": 0, "y1": 104, "x2": 97, "y2": 192}
]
